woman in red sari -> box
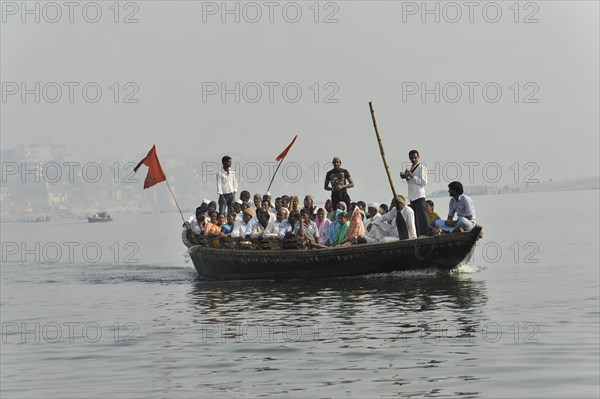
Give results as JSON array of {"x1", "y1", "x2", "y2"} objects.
[{"x1": 339, "y1": 205, "x2": 365, "y2": 246}]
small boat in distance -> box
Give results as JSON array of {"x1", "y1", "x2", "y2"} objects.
[
  {"x1": 88, "y1": 211, "x2": 113, "y2": 223},
  {"x1": 24, "y1": 215, "x2": 50, "y2": 223}
]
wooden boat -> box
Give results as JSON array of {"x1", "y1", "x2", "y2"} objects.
[
  {"x1": 88, "y1": 212, "x2": 112, "y2": 223},
  {"x1": 182, "y1": 225, "x2": 482, "y2": 280}
]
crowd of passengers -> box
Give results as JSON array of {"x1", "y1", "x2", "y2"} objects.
[{"x1": 184, "y1": 191, "x2": 456, "y2": 248}]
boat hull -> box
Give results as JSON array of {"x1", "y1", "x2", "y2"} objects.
[{"x1": 186, "y1": 226, "x2": 481, "y2": 280}]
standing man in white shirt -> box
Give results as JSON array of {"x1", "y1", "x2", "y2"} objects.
[
  {"x1": 217, "y1": 155, "x2": 238, "y2": 214},
  {"x1": 401, "y1": 150, "x2": 432, "y2": 237}
]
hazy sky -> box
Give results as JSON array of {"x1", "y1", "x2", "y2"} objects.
[{"x1": 2, "y1": 0, "x2": 599, "y2": 201}]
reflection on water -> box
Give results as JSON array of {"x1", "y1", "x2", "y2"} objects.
[
  {"x1": 139, "y1": 272, "x2": 491, "y2": 397},
  {"x1": 186, "y1": 271, "x2": 488, "y2": 344}
]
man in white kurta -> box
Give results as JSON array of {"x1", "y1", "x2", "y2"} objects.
[{"x1": 380, "y1": 195, "x2": 417, "y2": 239}]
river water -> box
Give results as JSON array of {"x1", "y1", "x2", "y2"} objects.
[{"x1": 1, "y1": 190, "x2": 598, "y2": 398}]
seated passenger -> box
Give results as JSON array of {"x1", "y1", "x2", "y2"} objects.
[
  {"x1": 332, "y1": 211, "x2": 350, "y2": 246},
  {"x1": 302, "y1": 195, "x2": 317, "y2": 221},
  {"x1": 253, "y1": 193, "x2": 262, "y2": 210},
  {"x1": 278, "y1": 210, "x2": 299, "y2": 240},
  {"x1": 438, "y1": 181, "x2": 477, "y2": 232},
  {"x1": 289, "y1": 195, "x2": 301, "y2": 212},
  {"x1": 327, "y1": 209, "x2": 344, "y2": 245},
  {"x1": 380, "y1": 195, "x2": 417, "y2": 239},
  {"x1": 232, "y1": 200, "x2": 244, "y2": 221},
  {"x1": 338, "y1": 205, "x2": 365, "y2": 246},
  {"x1": 220, "y1": 212, "x2": 235, "y2": 237},
  {"x1": 264, "y1": 208, "x2": 287, "y2": 239},
  {"x1": 206, "y1": 201, "x2": 218, "y2": 217},
  {"x1": 324, "y1": 199, "x2": 335, "y2": 221},
  {"x1": 294, "y1": 208, "x2": 320, "y2": 246},
  {"x1": 378, "y1": 203, "x2": 388, "y2": 215},
  {"x1": 315, "y1": 208, "x2": 331, "y2": 246},
  {"x1": 204, "y1": 211, "x2": 221, "y2": 237},
  {"x1": 239, "y1": 190, "x2": 252, "y2": 208},
  {"x1": 364, "y1": 203, "x2": 391, "y2": 243},
  {"x1": 250, "y1": 208, "x2": 270, "y2": 239},
  {"x1": 231, "y1": 208, "x2": 254, "y2": 239},
  {"x1": 425, "y1": 200, "x2": 442, "y2": 234},
  {"x1": 355, "y1": 201, "x2": 367, "y2": 226},
  {"x1": 261, "y1": 199, "x2": 276, "y2": 222},
  {"x1": 280, "y1": 195, "x2": 291, "y2": 210},
  {"x1": 184, "y1": 206, "x2": 207, "y2": 235}
]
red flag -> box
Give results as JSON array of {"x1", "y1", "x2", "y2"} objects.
[
  {"x1": 275, "y1": 135, "x2": 298, "y2": 161},
  {"x1": 134, "y1": 145, "x2": 167, "y2": 189}
]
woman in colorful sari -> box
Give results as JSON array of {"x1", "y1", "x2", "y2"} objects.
[
  {"x1": 327, "y1": 209, "x2": 344, "y2": 245},
  {"x1": 339, "y1": 205, "x2": 366, "y2": 246},
  {"x1": 204, "y1": 211, "x2": 221, "y2": 237},
  {"x1": 333, "y1": 212, "x2": 350, "y2": 246},
  {"x1": 315, "y1": 208, "x2": 331, "y2": 246},
  {"x1": 220, "y1": 212, "x2": 235, "y2": 238}
]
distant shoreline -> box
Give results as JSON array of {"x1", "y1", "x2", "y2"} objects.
[{"x1": 429, "y1": 176, "x2": 599, "y2": 198}]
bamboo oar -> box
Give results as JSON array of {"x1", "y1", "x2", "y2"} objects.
[{"x1": 368, "y1": 102, "x2": 409, "y2": 240}]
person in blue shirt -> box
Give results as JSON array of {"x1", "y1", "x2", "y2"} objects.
[{"x1": 442, "y1": 181, "x2": 476, "y2": 232}]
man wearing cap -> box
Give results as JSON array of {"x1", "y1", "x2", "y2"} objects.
[
  {"x1": 400, "y1": 150, "x2": 432, "y2": 236},
  {"x1": 232, "y1": 199, "x2": 244, "y2": 222},
  {"x1": 231, "y1": 208, "x2": 254, "y2": 238},
  {"x1": 217, "y1": 155, "x2": 238, "y2": 214},
  {"x1": 380, "y1": 195, "x2": 417, "y2": 239}
]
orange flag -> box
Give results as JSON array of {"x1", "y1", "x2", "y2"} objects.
[
  {"x1": 134, "y1": 145, "x2": 167, "y2": 189},
  {"x1": 275, "y1": 135, "x2": 298, "y2": 161}
]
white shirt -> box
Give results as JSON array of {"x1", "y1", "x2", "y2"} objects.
[
  {"x1": 187, "y1": 215, "x2": 203, "y2": 235},
  {"x1": 250, "y1": 223, "x2": 267, "y2": 239},
  {"x1": 231, "y1": 220, "x2": 252, "y2": 238},
  {"x1": 216, "y1": 168, "x2": 238, "y2": 195},
  {"x1": 277, "y1": 220, "x2": 294, "y2": 240},
  {"x1": 365, "y1": 214, "x2": 392, "y2": 242},
  {"x1": 381, "y1": 207, "x2": 417, "y2": 239},
  {"x1": 263, "y1": 220, "x2": 281, "y2": 238},
  {"x1": 404, "y1": 163, "x2": 427, "y2": 201}
]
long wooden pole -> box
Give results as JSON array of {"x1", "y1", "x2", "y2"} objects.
[{"x1": 369, "y1": 102, "x2": 409, "y2": 240}]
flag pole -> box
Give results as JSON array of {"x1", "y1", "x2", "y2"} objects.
[
  {"x1": 266, "y1": 159, "x2": 285, "y2": 193},
  {"x1": 267, "y1": 135, "x2": 298, "y2": 193},
  {"x1": 165, "y1": 180, "x2": 186, "y2": 223}
]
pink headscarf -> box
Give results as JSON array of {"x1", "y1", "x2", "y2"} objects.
[{"x1": 315, "y1": 208, "x2": 331, "y2": 245}]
